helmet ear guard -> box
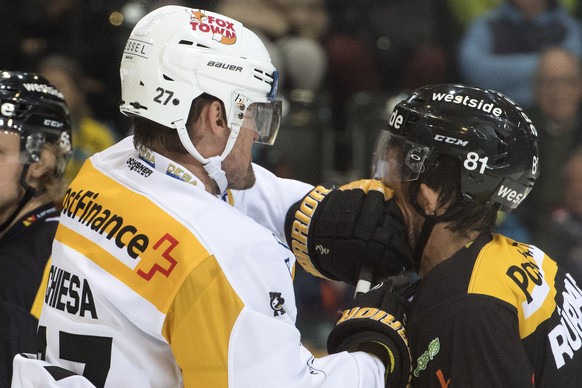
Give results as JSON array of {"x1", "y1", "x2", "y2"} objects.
[{"x1": 24, "y1": 132, "x2": 45, "y2": 163}]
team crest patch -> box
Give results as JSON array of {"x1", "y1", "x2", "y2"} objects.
[{"x1": 269, "y1": 292, "x2": 286, "y2": 316}]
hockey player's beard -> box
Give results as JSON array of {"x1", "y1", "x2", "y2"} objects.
[
  {"x1": 221, "y1": 126, "x2": 257, "y2": 190},
  {"x1": 225, "y1": 163, "x2": 256, "y2": 190}
]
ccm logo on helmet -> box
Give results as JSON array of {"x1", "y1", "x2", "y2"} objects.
[
  {"x1": 44, "y1": 119, "x2": 64, "y2": 128},
  {"x1": 434, "y1": 134, "x2": 468, "y2": 146},
  {"x1": 207, "y1": 61, "x2": 242, "y2": 72}
]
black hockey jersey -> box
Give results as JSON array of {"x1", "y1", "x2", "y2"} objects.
[
  {"x1": 407, "y1": 233, "x2": 582, "y2": 387},
  {"x1": 0, "y1": 203, "x2": 59, "y2": 386}
]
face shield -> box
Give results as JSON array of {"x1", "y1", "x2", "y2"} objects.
[
  {"x1": 371, "y1": 130, "x2": 431, "y2": 188},
  {"x1": 233, "y1": 69, "x2": 281, "y2": 145},
  {"x1": 241, "y1": 99, "x2": 282, "y2": 145}
]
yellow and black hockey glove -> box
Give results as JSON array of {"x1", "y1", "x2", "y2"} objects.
[
  {"x1": 327, "y1": 275, "x2": 414, "y2": 388},
  {"x1": 285, "y1": 179, "x2": 412, "y2": 285}
]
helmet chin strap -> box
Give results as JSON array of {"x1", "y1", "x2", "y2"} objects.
[
  {"x1": 0, "y1": 164, "x2": 36, "y2": 233},
  {"x1": 409, "y1": 184, "x2": 465, "y2": 271},
  {"x1": 174, "y1": 119, "x2": 240, "y2": 194}
]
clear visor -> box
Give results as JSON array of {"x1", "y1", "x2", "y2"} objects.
[
  {"x1": 242, "y1": 100, "x2": 282, "y2": 145},
  {"x1": 371, "y1": 130, "x2": 431, "y2": 187},
  {"x1": 0, "y1": 130, "x2": 27, "y2": 165}
]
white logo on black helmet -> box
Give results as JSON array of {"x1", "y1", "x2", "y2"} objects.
[
  {"x1": 434, "y1": 134, "x2": 468, "y2": 147},
  {"x1": 389, "y1": 109, "x2": 404, "y2": 129},
  {"x1": 431, "y1": 92, "x2": 503, "y2": 117},
  {"x1": 44, "y1": 119, "x2": 64, "y2": 128},
  {"x1": 1, "y1": 102, "x2": 15, "y2": 117},
  {"x1": 22, "y1": 83, "x2": 64, "y2": 99},
  {"x1": 493, "y1": 179, "x2": 530, "y2": 209},
  {"x1": 495, "y1": 90, "x2": 538, "y2": 138}
]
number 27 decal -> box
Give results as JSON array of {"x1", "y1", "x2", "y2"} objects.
[{"x1": 153, "y1": 87, "x2": 174, "y2": 105}]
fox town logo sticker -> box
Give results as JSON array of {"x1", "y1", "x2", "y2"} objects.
[{"x1": 189, "y1": 10, "x2": 237, "y2": 45}]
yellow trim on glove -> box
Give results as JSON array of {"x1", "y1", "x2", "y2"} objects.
[
  {"x1": 289, "y1": 185, "x2": 333, "y2": 279},
  {"x1": 338, "y1": 179, "x2": 395, "y2": 201}
]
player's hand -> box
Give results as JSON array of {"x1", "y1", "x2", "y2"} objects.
[
  {"x1": 327, "y1": 275, "x2": 414, "y2": 388},
  {"x1": 285, "y1": 179, "x2": 412, "y2": 285}
]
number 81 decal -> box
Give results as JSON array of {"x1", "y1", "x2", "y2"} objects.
[
  {"x1": 464, "y1": 152, "x2": 539, "y2": 175},
  {"x1": 463, "y1": 152, "x2": 488, "y2": 174},
  {"x1": 532, "y1": 155, "x2": 538, "y2": 175}
]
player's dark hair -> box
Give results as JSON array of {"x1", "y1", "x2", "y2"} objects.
[
  {"x1": 421, "y1": 154, "x2": 499, "y2": 234},
  {"x1": 132, "y1": 93, "x2": 226, "y2": 153}
]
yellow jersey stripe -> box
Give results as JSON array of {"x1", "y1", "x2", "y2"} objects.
[
  {"x1": 30, "y1": 257, "x2": 52, "y2": 319},
  {"x1": 163, "y1": 255, "x2": 244, "y2": 387},
  {"x1": 57, "y1": 161, "x2": 212, "y2": 313},
  {"x1": 468, "y1": 235, "x2": 557, "y2": 338}
]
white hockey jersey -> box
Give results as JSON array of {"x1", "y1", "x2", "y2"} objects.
[{"x1": 12, "y1": 137, "x2": 385, "y2": 387}]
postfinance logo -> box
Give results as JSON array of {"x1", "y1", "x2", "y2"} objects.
[
  {"x1": 57, "y1": 163, "x2": 210, "y2": 312},
  {"x1": 62, "y1": 188, "x2": 148, "y2": 260}
]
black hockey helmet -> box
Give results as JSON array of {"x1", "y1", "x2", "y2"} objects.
[
  {"x1": 0, "y1": 70, "x2": 72, "y2": 172},
  {"x1": 371, "y1": 83, "x2": 539, "y2": 212}
]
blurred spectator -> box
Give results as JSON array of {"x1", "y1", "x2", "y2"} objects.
[
  {"x1": 216, "y1": 0, "x2": 329, "y2": 94},
  {"x1": 217, "y1": 0, "x2": 330, "y2": 184},
  {"x1": 325, "y1": 0, "x2": 453, "y2": 129},
  {"x1": 494, "y1": 211, "x2": 532, "y2": 242},
  {"x1": 457, "y1": 0, "x2": 582, "y2": 109},
  {"x1": 517, "y1": 47, "x2": 582, "y2": 233},
  {"x1": 38, "y1": 54, "x2": 117, "y2": 182},
  {"x1": 535, "y1": 148, "x2": 582, "y2": 282},
  {"x1": 446, "y1": 0, "x2": 578, "y2": 29},
  {"x1": 324, "y1": 0, "x2": 455, "y2": 175},
  {"x1": 16, "y1": 0, "x2": 125, "y2": 127}
]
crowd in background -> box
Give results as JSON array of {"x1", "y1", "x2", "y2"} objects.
[{"x1": 3, "y1": 0, "x2": 582, "y2": 354}]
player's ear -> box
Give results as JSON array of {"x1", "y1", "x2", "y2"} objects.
[
  {"x1": 418, "y1": 183, "x2": 439, "y2": 216},
  {"x1": 25, "y1": 147, "x2": 56, "y2": 189},
  {"x1": 207, "y1": 101, "x2": 227, "y2": 134},
  {"x1": 28, "y1": 147, "x2": 55, "y2": 177}
]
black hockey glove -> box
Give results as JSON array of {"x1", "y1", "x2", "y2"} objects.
[
  {"x1": 327, "y1": 275, "x2": 414, "y2": 388},
  {"x1": 285, "y1": 179, "x2": 412, "y2": 285}
]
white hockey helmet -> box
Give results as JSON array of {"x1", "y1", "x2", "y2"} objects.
[{"x1": 120, "y1": 6, "x2": 281, "y2": 192}]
